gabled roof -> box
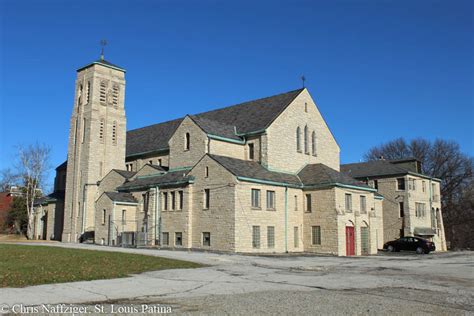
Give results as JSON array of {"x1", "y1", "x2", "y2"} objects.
[
  {"x1": 208, "y1": 154, "x2": 302, "y2": 187},
  {"x1": 117, "y1": 169, "x2": 193, "y2": 191},
  {"x1": 33, "y1": 191, "x2": 65, "y2": 206},
  {"x1": 341, "y1": 160, "x2": 414, "y2": 179},
  {"x1": 113, "y1": 169, "x2": 136, "y2": 179},
  {"x1": 298, "y1": 164, "x2": 372, "y2": 190},
  {"x1": 125, "y1": 89, "x2": 304, "y2": 157},
  {"x1": 104, "y1": 192, "x2": 137, "y2": 203}
]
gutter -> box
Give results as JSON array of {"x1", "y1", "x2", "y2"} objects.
[
  {"x1": 126, "y1": 148, "x2": 169, "y2": 159},
  {"x1": 117, "y1": 179, "x2": 194, "y2": 191},
  {"x1": 154, "y1": 186, "x2": 161, "y2": 245},
  {"x1": 207, "y1": 134, "x2": 245, "y2": 144},
  {"x1": 236, "y1": 176, "x2": 301, "y2": 189}
]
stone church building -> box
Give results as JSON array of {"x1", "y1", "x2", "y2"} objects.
[{"x1": 33, "y1": 57, "x2": 446, "y2": 255}]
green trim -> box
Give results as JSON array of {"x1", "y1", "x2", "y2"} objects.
[
  {"x1": 236, "y1": 176, "x2": 301, "y2": 189},
  {"x1": 112, "y1": 201, "x2": 139, "y2": 206},
  {"x1": 126, "y1": 148, "x2": 169, "y2": 159},
  {"x1": 77, "y1": 61, "x2": 126, "y2": 73},
  {"x1": 407, "y1": 171, "x2": 441, "y2": 182},
  {"x1": 234, "y1": 128, "x2": 266, "y2": 137},
  {"x1": 118, "y1": 179, "x2": 194, "y2": 191},
  {"x1": 207, "y1": 134, "x2": 245, "y2": 144},
  {"x1": 374, "y1": 195, "x2": 384, "y2": 200},
  {"x1": 167, "y1": 166, "x2": 193, "y2": 172},
  {"x1": 304, "y1": 182, "x2": 377, "y2": 193}
]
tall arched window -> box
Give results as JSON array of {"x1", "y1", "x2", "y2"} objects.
[
  {"x1": 296, "y1": 127, "x2": 301, "y2": 152},
  {"x1": 311, "y1": 131, "x2": 316, "y2": 156},
  {"x1": 112, "y1": 84, "x2": 119, "y2": 107},
  {"x1": 99, "y1": 81, "x2": 107, "y2": 104},
  {"x1": 99, "y1": 118, "x2": 105, "y2": 143},
  {"x1": 86, "y1": 81, "x2": 91, "y2": 104},
  {"x1": 185, "y1": 133, "x2": 190, "y2": 150},
  {"x1": 304, "y1": 125, "x2": 309, "y2": 154}
]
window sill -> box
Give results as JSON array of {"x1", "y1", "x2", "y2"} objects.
[
  {"x1": 252, "y1": 207, "x2": 262, "y2": 210},
  {"x1": 304, "y1": 211, "x2": 312, "y2": 213},
  {"x1": 266, "y1": 208, "x2": 276, "y2": 212},
  {"x1": 202, "y1": 208, "x2": 209, "y2": 211}
]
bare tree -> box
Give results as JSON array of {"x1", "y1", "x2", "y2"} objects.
[
  {"x1": 365, "y1": 138, "x2": 474, "y2": 249},
  {"x1": 0, "y1": 168, "x2": 19, "y2": 192},
  {"x1": 16, "y1": 143, "x2": 51, "y2": 239}
]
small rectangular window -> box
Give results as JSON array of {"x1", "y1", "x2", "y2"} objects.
[
  {"x1": 163, "y1": 192, "x2": 168, "y2": 211},
  {"x1": 312, "y1": 226, "x2": 321, "y2": 245},
  {"x1": 422, "y1": 181, "x2": 426, "y2": 193},
  {"x1": 399, "y1": 202, "x2": 404, "y2": 218},
  {"x1": 360, "y1": 196, "x2": 367, "y2": 214},
  {"x1": 203, "y1": 232, "x2": 211, "y2": 246},
  {"x1": 175, "y1": 232, "x2": 182, "y2": 246},
  {"x1": 373, "y1": 179, "x2": 378, "y2": 190},
  {"x1": 162, "y1": 232, "x2": 169, "y2": 246},
  {"x1": 122, "y1": 209, "x2": 126, "y2": 225},
  {"x1": 204, "y1": 189, "x2": 210, "y2": 209},
  {"x1": 251, "y1": 189, "x2": 261, "y2": 208},
  {"x1": 397, "y1": 178, "x2": 405, "y2": 191},
  {"x1": 158, "y1": 159, "x2": 162, "y2": 166},
  {"x1": 266, "y1": 190, "x2": 275, "y2": 210},
  {"x1": 252, "y1": 226, "x2": 260, "y2": 249},
  {"x1": 267, "y1": 226, "x2": 275, "y2": 248},
  {"x1": 178, "y1": 191, "x2": 184, "y2": 210},
  {"x1": 248, "y1": 143, "x2": 254, "y2": 160},
  {"x1": 184, "y1": 133, "x2": 190, "y2": 150},
  {"x1": 102, "y1": 209, "x2": 106, "y2": 225},
  {"x1": 171, "y1": 191, "x2": 176, "y2": 210},
  {"x1": 294, "y1": 226, "x2": 299, "y2": 248},
  {"x1": 294, "y1": 195, "x2": 298, "y2": 211},
  {"x1": 345, "y1": 194, "x2": 352, "y2": 212},
  {"x1": 205, "y1": 166, "x2": 209, "y2": 178},
  {"x1": 305, "y1": 194, "x2": 312, "y2": 212}
]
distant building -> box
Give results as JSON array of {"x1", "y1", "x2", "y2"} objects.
[{"x1": 0, "y1": 191, "x2": 13, "y2": 229}]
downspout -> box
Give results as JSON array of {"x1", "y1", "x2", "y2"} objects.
[
  {"x1": 112, "y1": 202, "x2": 116, "y2": 245},
  {"x1": 155, "y1": 187, "x2": 161, "y2": 245},
  {"x1": 285, "y1": 186, "x2": 288, "y2": 253}
]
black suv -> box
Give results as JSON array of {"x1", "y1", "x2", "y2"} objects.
[{"x1": 383, "y1": 237, "x2": 435, "y2": 254}]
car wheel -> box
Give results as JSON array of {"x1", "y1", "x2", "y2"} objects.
[
  {"x1": 416, "y1": 247, "x2": 424, "y2": 254},
  {"x1": 387, "y1": 245, "x2": 394, "y2": 252}
]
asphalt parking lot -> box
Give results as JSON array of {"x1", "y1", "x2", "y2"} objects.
[{"x1": 1, "y1": 243, "x2": 473, "y2": 315}]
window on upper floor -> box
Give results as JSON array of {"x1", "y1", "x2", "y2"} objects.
[
  {"x1": 204, "y1": 189, "x2": 210, "y2": 209},
  {"x1": 184, "y1": 132, "x2": 190, "y2": 151},
  {"x1": 345, "y1": 193, "x2": 352, "y2": 212},
  {"x1": 422, "y1": 181, "x2": 426, "y2": 193},
  {"x1": 294, "y1": 195, "x2": 298, "y2": 211},
  {"x1": 266, "y1": 190, "x2": 275, "y2": 210},
  {"x1": 304, "y1": 102, "x2": 308, "y2": 113},
  {"x1": 296, "y1": 127, "x2": 301, "y2": 152},
  {"x1": 112, "y1": 121, "x2": 117, "y2": 145},
  {"x1": 248, "y1": 143, "x2": 254, "y2": 160},
  {"x1": 171, "y1": 191, "x2": 176, "y2": 210},
  {"x1": 86, "y1": 81, "x2": 90, "y2": 104},
  {"x1": 205, "y1": 166, "x2": 209, "y2": 178},
  {"x1": 408, "y1": 178, "x2": 416, "y2": 191},
  {"x1": 399, "y1": 202, "x2": 404, "y2": 217},
  {"x1": 311, "y1": 131, "x2": 317, "y2": 156},
  {"x1": 99, "y1": 118, "x2": 105, "y2": 142},
  {"x1": 178, "y1": 191, "x2": 184, "y2": 210},
  {"x1": 163, "y1": 192, "x2": 168, "y2": 211},
  {"x1": 99, "y1": 81, "x2": 107, "y2": 104},
  {"x1": 112, "y1": 84, "x2": 119, "y2": 107},
  {"x1": 304, "y1": 125, "x2": 309, "y2": 154},
  {"x1": 360, "y1": 196, "x2": 367, "y2": 214},
  {"x1": 102, "y1": 209, "x2": 106, "y2": 225},
  {"x1": 373, "y1": 179, "x2": 378, "y2": 190},
  {"x1": 397, "y1": 178, "x2": 405, "y2": 191},
  {"x1": 415, "y1": 202, "x2": 426, "y2": 217},
  {"x1": 251, "y1": 189, "x2": 261, "y2": 208},
  {"x1": 305, "y1": 194, "x2": 312, "y2": 212}
]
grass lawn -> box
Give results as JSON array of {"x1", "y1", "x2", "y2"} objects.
[{"x1": 0, "y1": 244, "x2": 202, "y2": 288}]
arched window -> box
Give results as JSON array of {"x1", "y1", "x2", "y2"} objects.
[
  {"x1": 304, "y1": 125, "x2": 309, "y2": 154},
  {"x1": 184, "y1": 133, "x2": 190, "y2": 150},
  {"x1": 77, "y1": 84, "x2": 83, "y2": 106},
  {"x1": 311, "y1": 131, "x2": 316, "y2": 156},
  {"x1": 81, "y1": 118, "x2": 86, "y2": 143},
  {"x1": 296, "y1": 127, "x2": 301, "y2": 152}
]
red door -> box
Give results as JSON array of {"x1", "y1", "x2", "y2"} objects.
[{"x1": 346, "y1": 226, "x2": 355, "y2": 256}]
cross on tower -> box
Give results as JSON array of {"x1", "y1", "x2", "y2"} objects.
[
  {"x1": 301, "y1": 75, "x2": 306, "y2": 88},
  {"x1": 100, "y1": 39, "x2": 107, "y2": 60}
]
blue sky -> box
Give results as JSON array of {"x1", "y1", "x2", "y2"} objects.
[{"x1": 0, "y1": 0, "x2": 473, "y2": 187}]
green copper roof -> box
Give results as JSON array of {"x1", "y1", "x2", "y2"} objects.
[{"x1": 77, "y1": 58, "x2": 126, "y2": 72}]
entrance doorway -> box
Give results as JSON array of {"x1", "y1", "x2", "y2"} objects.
[{"x1": 346, "y1": 226, "x2": 355, "y2": 256}]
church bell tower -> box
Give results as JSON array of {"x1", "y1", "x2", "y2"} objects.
[{"x1": 62, "y1": 54, "x2": 126, "y2": 242}]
